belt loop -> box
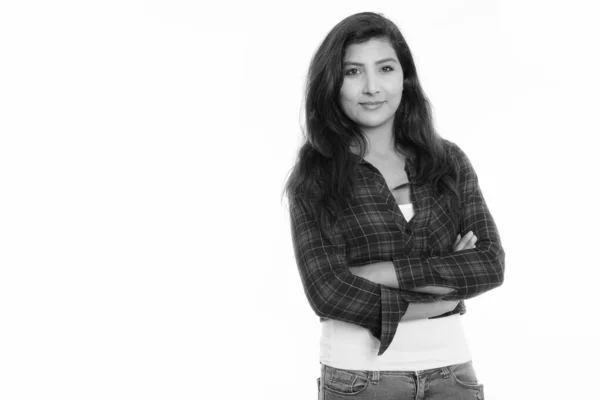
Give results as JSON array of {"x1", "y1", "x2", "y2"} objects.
[
  {"x1": 370, "y1": 370, "x2": 380, "y2": 384},
  {"x1": 440, "y1": 366, "x2": 450, "y2": 379}
]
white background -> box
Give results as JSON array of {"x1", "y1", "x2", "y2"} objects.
[{"x1": 1, "y1": 1, "x2": 599, "y2": 399}]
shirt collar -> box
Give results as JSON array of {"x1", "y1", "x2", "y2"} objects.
[
  {"x1": 351, "y1": 150, "x2": 416, "y2": 181},
  {"x1": 351, "y1": 151, "x2": 415, "y2": 167}
]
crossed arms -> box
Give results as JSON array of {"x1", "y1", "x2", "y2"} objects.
[{"x1": 288, "y1": 145, "x2": 505, "y2": 355}]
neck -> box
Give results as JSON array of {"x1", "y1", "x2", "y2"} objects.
[{"x1": 364, "y1": 125, "x2": 397, "y2": 157}]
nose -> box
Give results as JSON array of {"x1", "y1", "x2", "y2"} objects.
[{"x1": 363, "y1": 70, "x2": 380, "y2": 95}]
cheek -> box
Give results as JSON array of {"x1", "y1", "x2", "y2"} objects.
[
  {"x1": 388, "y1": 87, "x2": 403, "y2": 106},
  {"x1": 339, "y1": 87, "x2": 358, "y2": 112},
  {"x1": 383, "y1": 74, "x2": 404, "y2": 95},
  {"x1": 339, "y1": 84, "x2": 355, "y2": 103},
  {"x1": 386, "y1": 81, "x2": 403, "y2": 96}
]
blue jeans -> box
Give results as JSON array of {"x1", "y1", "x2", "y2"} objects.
[{"x1": 317, "y1": 360, "x2": 484, "y2": 400}]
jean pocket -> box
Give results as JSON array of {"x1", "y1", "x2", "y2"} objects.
[
  {"x1": 322, "y1": 365, "x2": 370, "y2": 395},
  {"x1": 448, "y1": 360, "x2": 484, "y2": 390}
]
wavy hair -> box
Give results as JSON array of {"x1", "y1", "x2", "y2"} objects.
[{"x1": 282, "y1": 11, "x2": 460, "y2": 238}]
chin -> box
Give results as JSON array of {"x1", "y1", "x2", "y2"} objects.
[{"x1": 357, "y1": 117, "x2": 391, "y2": 127}]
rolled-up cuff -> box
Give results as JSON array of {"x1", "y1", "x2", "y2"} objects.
[{"x1": 376, "y1": 286, "x2": 409, "y2": 356}]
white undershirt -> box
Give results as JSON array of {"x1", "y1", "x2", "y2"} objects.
[{"x1": 319, "y1": 202, "x2": 472, "y2": 371}]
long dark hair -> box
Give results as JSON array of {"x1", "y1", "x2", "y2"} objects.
[{"x1": 282, "y1": 11, "x2": 459, "y2": 238}]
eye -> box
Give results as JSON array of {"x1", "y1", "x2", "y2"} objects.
[
  {"x1": 344, "y1": 68, "x2": 359, "y2": 76},
  {"x1": 382, "y1": 65, "x2": 394, "y2": 72}
]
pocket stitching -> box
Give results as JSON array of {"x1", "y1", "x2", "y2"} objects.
[
  {"x1": 448, "y1": 362, "x2": 483, "y2": 389},
  {"x1": 323, "y1": 368, "x2": 370, "y2": 396}
]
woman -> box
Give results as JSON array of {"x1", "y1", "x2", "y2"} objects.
[{"x1": 283, "y1": 11, "x2": 504, "y2": 400}]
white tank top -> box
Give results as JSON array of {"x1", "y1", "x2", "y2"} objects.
[{"x1": 319, "y1": 202, "x2": 472, "y2": 371}]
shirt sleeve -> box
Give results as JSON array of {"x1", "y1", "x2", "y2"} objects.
[
  {"x1": 289, "y1": 194, "x2": 442, "y2": 356},
  {"x1": 391, "y1": 144, "x2": 505, "y2": 300}
]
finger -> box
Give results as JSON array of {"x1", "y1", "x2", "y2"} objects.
[
  {"x1": 454, "y1": 235, "x2": 466, "y2": 251},
  {"x1": 462, "y1": 235, "x2": 477, "y2": 249},
  {"x1": 452, "y1": 235, "x2": 462, "y2": 251},
  {"x1": 468, "y1": 235, "x2": 477, "y2": 249},
  {"x1": 459, "y1": 232, "x2": 473, "y2": 247},
  {"x1": 452, "y1": 234, "x2": 461, "y2": 251},
  {"x1": 455, "y1": 232, "x2": 473, "y2": 251},
  {"x1": 454, "y1": 240, "x2": 467, "y2": 252}
]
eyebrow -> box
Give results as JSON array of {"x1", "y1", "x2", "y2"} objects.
[{"x1": 343, "y1": 58, "x2": 398, "y2": 67}]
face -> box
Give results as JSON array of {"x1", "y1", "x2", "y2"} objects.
[{"x1": 339, "y1": 38, "x2": 404, "y2": 134}]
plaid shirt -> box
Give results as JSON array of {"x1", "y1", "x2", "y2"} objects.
[{"x1": 288, "y1": 139, "x2": 505, "y2": 356}]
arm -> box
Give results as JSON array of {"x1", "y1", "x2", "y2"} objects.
[
  {"x1": 350, "y1": 262, "x2": 454, "y2": 294},
  {"x1": 288, "y1": 195, "x2": 443, "y2": 356},
  {"x1": 391, "y1": 145, "x2": 505, "y2": 301},
  {"x1": 349, "y1": 262, "x2": 459, "y2": 320},
  {"x1": 348, "y1": 230, "x2": 476, "y2": 294}
]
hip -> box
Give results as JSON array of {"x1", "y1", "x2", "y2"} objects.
[{"x1": 316, "y1": 359, "x2": 485, "y2": 400}]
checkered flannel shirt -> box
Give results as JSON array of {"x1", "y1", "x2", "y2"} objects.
[{"x1": 288, "y1": 139, "x2": 505, "y2": 356}]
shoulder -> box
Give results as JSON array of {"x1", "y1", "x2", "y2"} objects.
[
  {"x1": 440, "y1": 138, "x2": 479, "y2": 197},
  {"x1": 441, "y1": 138, "x2": 467, "y2": 162},
  {"x1": 440, "y1": 138, "x2": 474, "y2": 172}
]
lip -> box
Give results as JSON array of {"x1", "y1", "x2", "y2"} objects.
[{"x1": 360, "y1": 101, "x2": 385, "y2": 110}]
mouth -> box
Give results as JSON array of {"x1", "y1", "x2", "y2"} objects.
[{"x1": 360, "y1": 101, "x2": 385, "y2": 110}]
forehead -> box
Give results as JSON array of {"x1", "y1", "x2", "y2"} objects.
[{"x1": 343, "y1": 38, "x2": 397, "y2": 61}]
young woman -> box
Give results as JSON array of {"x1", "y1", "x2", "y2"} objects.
[{"x1": 283, "y1": 12, "x2": 504, "y2": 400}]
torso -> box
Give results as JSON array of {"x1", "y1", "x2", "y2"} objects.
[
  {"x1": 322, "y1": 149, "x2": 472, "y2": 371},
  {"x1": 364, "y1": 150, "x2": 412, "y2": 205}
]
